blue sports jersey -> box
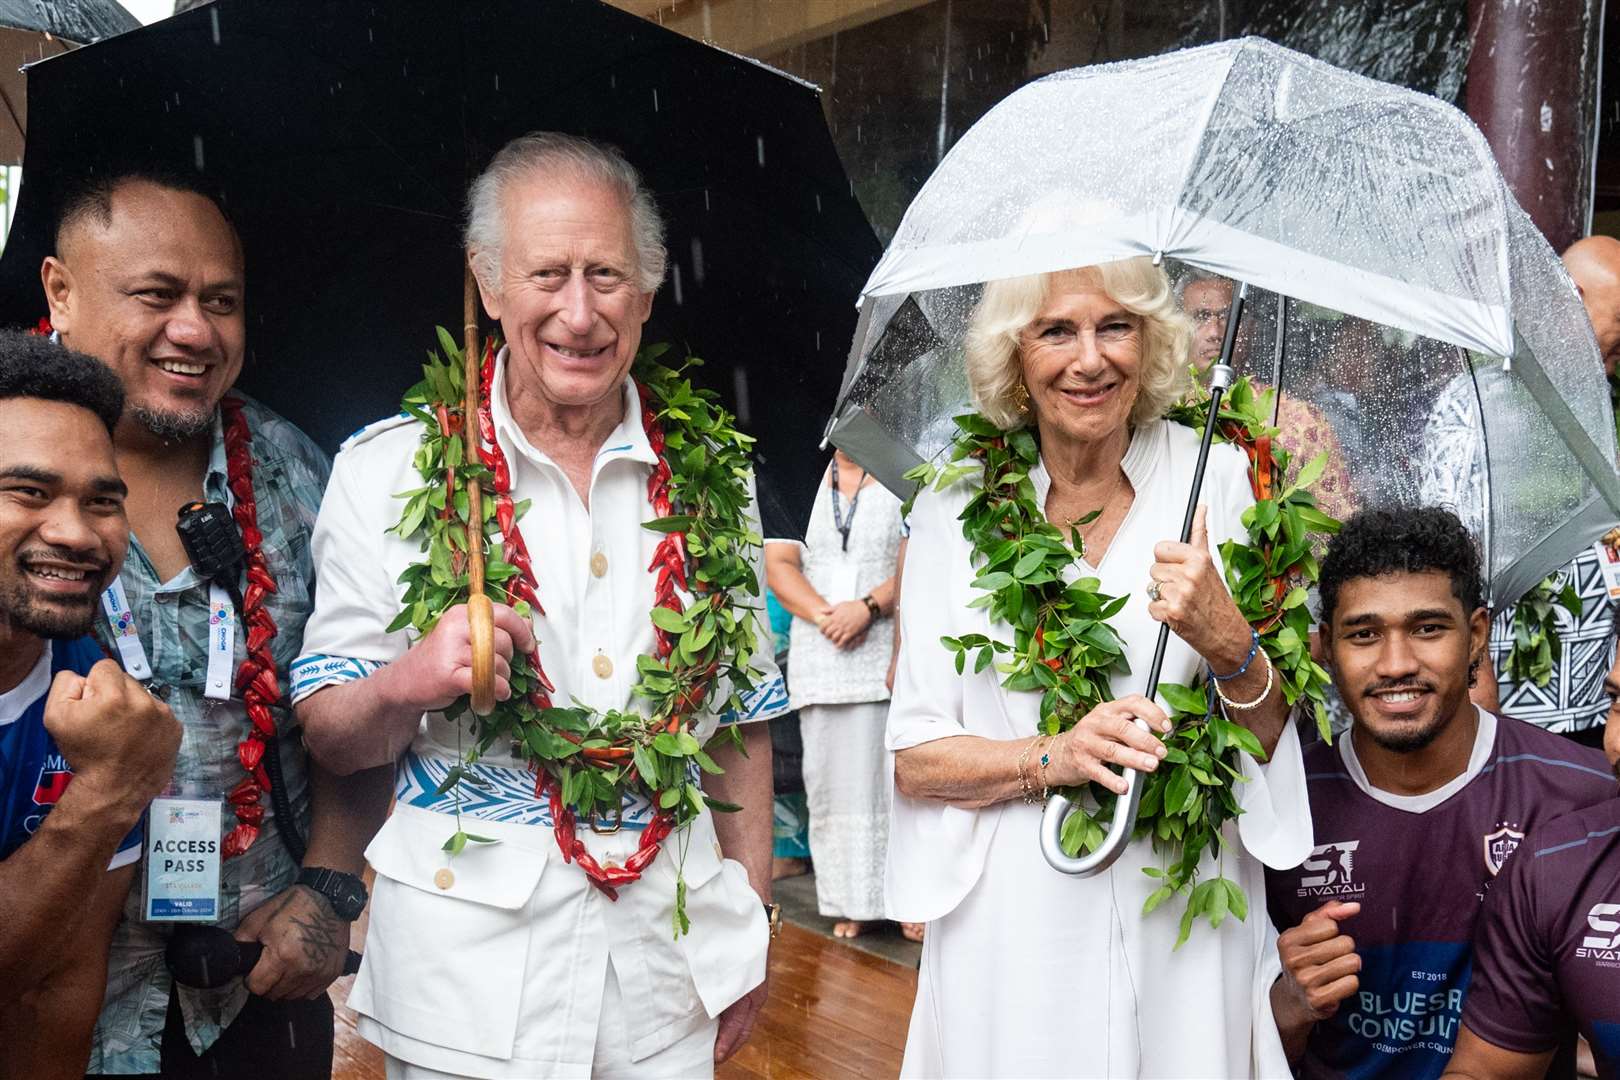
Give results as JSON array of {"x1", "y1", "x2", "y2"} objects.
[{"x1": 0, "y1": 637, "x2": 142, "y2": 867}]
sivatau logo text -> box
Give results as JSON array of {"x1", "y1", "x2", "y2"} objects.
[
  {"x1": 1298, "y1": 840, "x2": 1367, "y2": 899},
  {"x1": 1577, "y1": 903, "x2": 1620, "y2": 964}
]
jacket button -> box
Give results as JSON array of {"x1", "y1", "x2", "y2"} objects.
[
  {"x1": 590, "y1": 552, "x2": 609, "y2": 577},
  {"x1": 592, "y1": 653, "x2": 613, "y2": 679},
  {"x1": 433, "y1": 868, "x2": 454, "y2": 890}
]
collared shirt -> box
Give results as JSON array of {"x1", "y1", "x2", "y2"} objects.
[
  {"x1": 88, "y1": 396, "x2": 329, "y2": 1074},
  {"x1": 1420, "y1": 369, "x2": 1618, "y2": 734},
  {"x1": 291, "y1": 352, "x2": 784, "y2": 1073}
]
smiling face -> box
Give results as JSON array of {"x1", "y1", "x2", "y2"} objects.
[
  {"x1": 44, "y1": 180, "x2": 245, "y2": 443},
  {"x1": 1324, "y1": 569, "x2": 1488, "y2": 753},
  {"x1": 0, "y1": 398, "x2": 127, "y2": 638},
  {"x1": 476, "y1": 172, "x2": 654, "y2": 413},
  {"x1": 1017, "y1": 270, "x2": 1143, "y2": 451}
]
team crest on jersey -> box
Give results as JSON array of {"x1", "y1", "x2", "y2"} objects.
[
  {"x1": 31, "y1": 752, "x2": 72, "y2": 809},
  {"x1": 1297, "y1": 840, "x2": 1366, "y2": 898},
  {"x1": 1482, "y1": 824, "x2": 1524, "y2": 876}
]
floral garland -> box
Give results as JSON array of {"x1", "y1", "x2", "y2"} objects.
[
  {"x1": 911, "y1": 374, "x2": 1339, "y2": 945},
  {"x1": 220, "y1": 395, "x2": 282, "y2": 859},
  {"x1": 389, "y1": 331, "x2": 762, "y2": 934}
]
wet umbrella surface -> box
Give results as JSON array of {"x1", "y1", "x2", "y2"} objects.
[
  {"x1": 828, "y1": 37, "x2": 1619, "y2": 610},
  {"x1": 0, "y1": 0, "x2": 880, "y2": 539}
]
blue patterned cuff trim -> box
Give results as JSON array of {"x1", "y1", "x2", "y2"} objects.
[
  {"x1": 289, "y1": 654, "x2": 385, "y2": 704},
  {"x1": 719, "y1": 673, "x2": 789, "y2": 725}
]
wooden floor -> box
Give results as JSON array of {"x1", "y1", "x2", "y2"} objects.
[{"x1": 331, "y1": 922, "x2": 916, "y2": 1079}]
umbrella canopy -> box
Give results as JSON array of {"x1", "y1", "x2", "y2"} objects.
[
  {"x1": 827, "y1": 36, "x2": 1619, "y2": 609},
  {"x1": 0, "y1": 0, "x2": 879, "y2": 540},
  {"x1": 0, "y1": 1, "x2": 137, "y2": 163}
]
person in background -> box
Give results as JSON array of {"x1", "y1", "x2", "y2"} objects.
[
  {"x1": 1444, "y1": 620, "x2": 1620, "y2": 1080},
  {"x1": 1175, "y1": 268, "x2": 1356, "y2": 523},
  {"x1": 1420, "y1": 236, "x2": 1620, "y2": 749},
  {"x1": 42, "y1": 171, "x2": 387, "y2": 1078},
  {"x1": 766, "y1": 449, "x2": 908, "y2": 940},
  {"x1": 0, "y1": 331, "x2": 181, "y2": 1079},
  {"x1": 765, "y1": 586, "x2": 812, "y2": 881},
  {"x1": 1265, "y1": 507, "x2": 1613, "y2": 1078}
]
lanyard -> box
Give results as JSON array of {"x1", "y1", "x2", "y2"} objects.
[
  {"x1": 101, "y1": 578, "x2": 237, "y2": 700},
  {"x1": 829, "y1": 456, "x2": 867, "y2": 553}
]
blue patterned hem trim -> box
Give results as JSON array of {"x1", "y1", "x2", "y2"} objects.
[
  {"x1": 289, "y1": 654, "x2": 385, "y2": 704},
  {"x1": 397, "y1": 751, "x2": 655, "y2": 831},
  {"x1": 719, "y1": 673, "x2": 789, "y2": 725}
]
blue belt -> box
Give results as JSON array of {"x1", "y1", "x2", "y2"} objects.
[{"x1": 395, "y1": 751, "x2": 659, "y2": 832}]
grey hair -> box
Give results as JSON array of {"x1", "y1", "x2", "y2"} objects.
[
  {"x1": 464, "y1": 131, "x2": 668, "y2": 293},
  {"x1": 965, "y1": 258, "x2": 1192, "y2": 431}
]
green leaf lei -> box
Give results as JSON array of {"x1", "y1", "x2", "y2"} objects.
[
  {"x1": 909, "y1": 375, "x2": 1340, "y2": 946},
  {"x1": 389, "y1": 330, "x2": 762, "y2": 935}
]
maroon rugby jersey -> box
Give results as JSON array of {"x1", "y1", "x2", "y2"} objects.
[
  {"x1": 1463, "y1": 796, "x2": 1620, "y2": 1079},
  {"x1": 1264, "y1": 710, "x2": 1614, "y2": 1079}
]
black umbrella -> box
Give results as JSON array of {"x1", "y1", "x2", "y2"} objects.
[
  {"x1": 0, "y1": 0, "x2": 879, "y2": 540},
  {"x1": 0, "y1": 0, "x2": 138, "y2": 163}
]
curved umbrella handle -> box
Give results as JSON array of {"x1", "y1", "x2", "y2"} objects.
[{"x1": 1039, "y1": 739, "x2": 1146, "y2": 876}]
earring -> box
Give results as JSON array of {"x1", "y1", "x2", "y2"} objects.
[{"x1": 1013, "y1": 383, "x2": 1030, "y2": 416}]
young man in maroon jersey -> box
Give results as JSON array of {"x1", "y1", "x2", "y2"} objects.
[
  {"x1": 1444, "y1": 636, "x2": 1620, "y2": 1078},
  {"x1": 1265, "y1": 508, "x2": 1614, "y2": 1078}
]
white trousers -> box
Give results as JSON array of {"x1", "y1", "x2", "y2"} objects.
[{"x1": 385, "y1": 960, "x2": 719, "y2": 1080}]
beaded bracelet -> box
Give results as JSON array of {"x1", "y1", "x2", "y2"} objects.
[
  {"x1": 1213, "y1": 647, "x2": 1274, "y2": 711},
  {"x1": 1212, "y1": 628, "x2": 1261, "y2": 682}
]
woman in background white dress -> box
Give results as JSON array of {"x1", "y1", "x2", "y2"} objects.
[
  {"x1": 887, "y1": 257, "x2": 1312, "y2": 1077},
  {"x1": 766, "y1": 452, "x2": 907, "y2": 938}
]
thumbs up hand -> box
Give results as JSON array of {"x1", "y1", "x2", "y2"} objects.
[{"x1": 1147, "y1": 504, "x2": 1253, "y2": 667}]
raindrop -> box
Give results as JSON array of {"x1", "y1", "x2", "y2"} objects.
[
  {"x1": 701, "y1": 0, "x2": 713, "y2": 42},
  {"x1": 672, "y1": 264, "x2": 684, "y2": 306},
  {"x1": 815, "y1": 330, "x2": 821, "y2": 351},
  {"x1": 756, "y1": 136, "x2": 766, "y2": 168},
  {"x1": 814, "y1": 193, "x2": 822, "y2": 214},
  {"x1": 703, "y1": 189, "x2": 710, "y2": 212},
  {"x1": 194, "y1": 135, "x2": 206, "y2": 171},
  {"x1": 690, "y1": 237, "x2": 705, "y2": 285},
  {"x1": 732, "y1": 366, "x2": 751, "y2": 425},
  {"x1": 611, "y1": 73, "x2": 617, "y2": 90},
  {"x1": 652, "y1": 88, "x2": 659, "y2": 112},
  {"x1": 210, "y1": 8, "x2": 221, "y2": 45},
  {"x1": 368, "y1": 27, "x2": 374, "y2": 43},
  {"x1": 494, "y1": 74, "x2": 500, "y2": 91}
]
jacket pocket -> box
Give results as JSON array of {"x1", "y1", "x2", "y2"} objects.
[{"x1": 349, "y1": 807, "x2": 548, "y2": 1059}]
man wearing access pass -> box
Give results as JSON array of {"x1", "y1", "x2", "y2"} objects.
[
  {"x1": 1265, "y1": 508, "x2": 1614, "y2": 1078},
  {"x1": 294, "y1": 132, "x2": 784, "y2": 1078}
]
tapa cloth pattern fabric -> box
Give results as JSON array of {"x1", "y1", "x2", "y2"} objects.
[
  {"x1": 89, "y1": 396, "x2": 327, "y2": 1074},
  {"x1": 886, "y1": 419, "x2": 1311, "y2": 1077},
  {"x1": 800, "y1": 700, "x2": 891, "y2": 921}
]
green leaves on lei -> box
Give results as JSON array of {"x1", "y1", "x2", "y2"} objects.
[
  {"x1": 908, "y1": 374, "x2": 1339, "y2": 946},
  {"x1": 388, "y1": 331, "x2": 762, "y2": 877}
]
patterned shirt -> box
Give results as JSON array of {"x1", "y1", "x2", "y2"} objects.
[
  {"x1": 88, "y1": 395, "x2": 329, "y2": 1074},
  {"x1": 1421, "y1": 370, "x2": 1618, "y2": 734}
]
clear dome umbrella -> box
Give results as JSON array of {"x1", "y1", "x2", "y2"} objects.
[{"x1": 825, "y1": 37, "x2": 1620, "y2": 876}]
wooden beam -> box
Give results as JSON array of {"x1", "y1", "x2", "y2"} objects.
[{"x1": 609, "y1": 0, "x2": 936, "y2": 58}]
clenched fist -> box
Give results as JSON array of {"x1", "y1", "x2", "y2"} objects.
[{"x1": 44, "y1": 659, "x2": 181, "y2": 816}]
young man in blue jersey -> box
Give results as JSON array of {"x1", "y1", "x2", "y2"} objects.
[
  {"x1": 1265, "y1": 507, "x2": 1615, "y2": 1079},
  {"x1": 0, "y1": 330, "x2": 181, "y2": 1077},
  {"x1": 1444, "y1": 633, "x2": 1620, "y2": 1079}
]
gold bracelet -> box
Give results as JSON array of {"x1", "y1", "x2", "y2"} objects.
[
  {"x1": 1016, "y1": 736, "x2": 1040, "y2": 804},
  {"x1": 1213, "y1": 648, "x2": 1274, "y2": 711},
  {"x1": 1035, "y1": 735, "x2": 1053, "y2": 800}
]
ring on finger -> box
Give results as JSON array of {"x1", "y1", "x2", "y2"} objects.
[{"x1": 1146, "y1": 578, "x2": 1162, "y2": 602}]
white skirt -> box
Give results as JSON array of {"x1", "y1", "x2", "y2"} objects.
[{"x1": 800, "y1": 700, "x2": 892, "y2": 920}]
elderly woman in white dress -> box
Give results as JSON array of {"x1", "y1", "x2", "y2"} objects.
[{"x1": 887, "y1": 258, "x2": 1312, "y2": 1078}]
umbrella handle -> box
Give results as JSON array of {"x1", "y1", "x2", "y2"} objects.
[
  {"x1": 1040, "y1": 352, "x2": 1241, "y2": 877},
  {"x1": 463, "y1": 268, "x2": 497, "y2": 717}
]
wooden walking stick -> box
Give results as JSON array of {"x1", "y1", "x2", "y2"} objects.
[{"x1": 464, "y1": 266, "x2": 496, "y2": 716}]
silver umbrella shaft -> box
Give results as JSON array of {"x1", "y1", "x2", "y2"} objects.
[{"x1": 1039, "y1": 281, "x2": 1247, "y2": 877}]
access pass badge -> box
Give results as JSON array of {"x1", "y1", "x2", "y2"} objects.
[{"x1": 143, "y1": 796, "x2": 223, "y2": 922}]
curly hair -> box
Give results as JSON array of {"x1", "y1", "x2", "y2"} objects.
[
  {"x1": 1318, "y1": 506, "x2": 1485, "y2": 627},
  {"x1": 964, "y1": 258, "x2": 1192, "y2": 431},
  {"x1": 0, "y1": 330, "x2": 124, "y2": 433}
]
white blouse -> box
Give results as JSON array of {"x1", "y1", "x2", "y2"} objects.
[{"x1": 886, "y1": 418, "x2": 1312, "y2": 1077}]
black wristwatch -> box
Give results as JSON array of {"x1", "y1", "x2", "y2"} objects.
[{"x1": 296, "y1": 868, "x2": 369, "y2": 921}]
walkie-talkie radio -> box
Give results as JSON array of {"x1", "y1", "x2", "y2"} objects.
[{"x1": 175, "y1": 501, "x2": 245, "y2": 608}]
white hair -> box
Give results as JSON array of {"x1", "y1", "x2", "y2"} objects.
[
  {"x1": 965, "y1": 258, "x2": 1192, "y2": 431},
  {"x1": 464, "y1": 131, "x2": 668, "y2": 293}
]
